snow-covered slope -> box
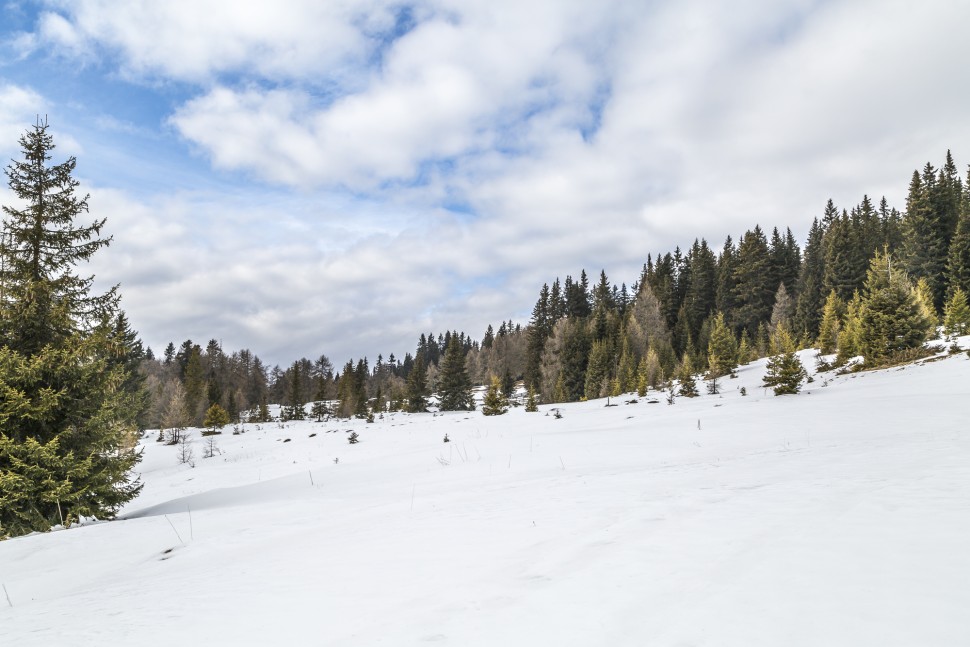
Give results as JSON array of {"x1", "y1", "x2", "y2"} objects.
[{"x1": 2, "y1": 346, "x2": 969, "y2": 646}]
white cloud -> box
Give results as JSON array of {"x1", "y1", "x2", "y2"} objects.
[
  {"x1": 13, "y1": 0, "x2": 970, "y2": 365},
  {"x1": 37, "y1": 0, "x2": 386, "y2": 83},
  {"x1": 0, "y1": 83, "x2": 46, "y2": 154}
]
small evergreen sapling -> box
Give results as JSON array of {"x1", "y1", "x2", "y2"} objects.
[
  {"x1": 202, "y1": 403, "x2": 230, "y2": 435},
  {"x1": 525, "y1": 386, "x2": 538, "y2": 412},
  {"x1": 482, "y1": 376, "x2": 510, "y2": 416},
  {"x1": 943, "y1": 287, "x2": 970, "y2": 336},
  {"x1": 762, "y1": 324, "x2": 807, "y2": 395},
  {"x1": 677, "y1": 355, "x2": 699, "y2": 398}
]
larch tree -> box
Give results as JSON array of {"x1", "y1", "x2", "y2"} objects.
[{"x1": 0, "y1": 120, "x2": 142, "y2": 537}]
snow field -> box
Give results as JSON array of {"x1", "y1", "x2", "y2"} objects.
[{"x1": 1, "y1": 344, "x2": 969, "y2": 646}]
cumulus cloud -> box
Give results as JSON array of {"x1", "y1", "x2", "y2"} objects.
[
  {"x1": 0, "y1": 83, "x2": 47, "y2": 154},
  {"x1": 34, "y1": 0, "x2": 389, "y2": 83},
  {"x1": 12, "y1": 0, "x2": 970, "y2": 365}
]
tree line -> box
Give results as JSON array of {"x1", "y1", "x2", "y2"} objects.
[{"x1": 133, "y1": 152, "x2": 970, "y2": 424}]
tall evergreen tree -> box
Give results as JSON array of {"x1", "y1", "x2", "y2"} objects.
[
  {"x1": 823, "y1": 209, "x2": 867, "y2": 301},
  {"x1": 794, "y1": 218, "x2": 826, "y2": 337},
  {"x1": 715, "y1": 236, "x2": 738, "y2": 317},
  {"x1": 524, "y1": 283, "x2": 551, "y2": 390},
  {"x1": 0, "y1": 120, "x2": 141, "y2": 537},
  {"x1": 438, "y1": 334, "x2": 473, "y2": 411},
  {"x1": 858, "y1": 251, "x2": 935, "y2": 365},
  {"x1": 901, "y1": 162, "x2": 953, "y2": 310},
  {"x1": 947, "y1": 176, "x2": 970, "y2": 297},
  {"x1": 684, "y1": 239, "x2": 717, "y2": 342},
  {"x1": 816, "y1": 290, "x2": 844, "y2": 355},
  {"x1": 706, "y1": 312, "x2": 738, "y2": 378},
  {"x1": 732, "y1": 226, "x2": 774, "y2": 334},
  {"x1": 405, "y1": 353, "x2": 428, "y2": 413},
  {"x1": 584, "y1": 338, "x2": 613, "y2": 399}
]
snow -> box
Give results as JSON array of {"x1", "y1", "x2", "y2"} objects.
[{"x1": 2, "y1": 343, "x2": 969, "y2": 646}]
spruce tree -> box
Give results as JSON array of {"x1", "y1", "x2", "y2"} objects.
[
  {"x1": 823, "y1": 209, "x2": 867, "y2": 302},
  {"x1": 901, "y1": 164, "x2": 950, "y2": 310},
  {"x1": 525, "y1": 385, "x2": 538, "y2": 412},
  {"x1": 438, "y1": 335, "x2": 473, "y2": 411},
  {"x1": 946, "y1": 188, "x2": 970, "y2": 296},
  {"x1": 858, "y1": 251, "x2": 935, "y2": 365},
  {"x1": 706, "y1": 312, "x2": 738, "y2": 378},
  {"x1": 715, "y1": 236, "x2": 738, "y2": 316},
  {"x1": 763, "y1": 324, "x2": 807, "y2": 395},
  {"x1": 584, "y1": 338, "x2": 613, "y2": 399},
  {"x1": 405, "y1": 353, "x2": 429, "y2": 413},
  {"x1": 794, "y1": 218, "x2": 826, "y2": 338},
  {"x1": 203, "y1": 403, "x2": 230, "y2": 434},
  {"x1": 816, "y1": 290, "x2": 843, "y2": 355},
  {"x1": 943, "y1": 287, "x2": 970, "y2": 336},
  {"x1": 0, "y1": 120, "x2": 141, "y2": 537},
  {"x1": 482, "y1": 376, "x2": 510, "y2": 416},
  {"x1": 677, "y1": 355, "x2": 699, "y2": 398},
  {"x1": 732, "y1": 226, "x2": 774, "y2": 335},
  {"x1": 284, "y1": 360, "x2": 306, "y2": 420},
  {"x1": 836, "y1": 291, "x2": 864, "y2": 364}
]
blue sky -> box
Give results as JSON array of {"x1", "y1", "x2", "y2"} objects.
[{"x1": 2, "y1": 0, "x2": 969, "y2": 367}]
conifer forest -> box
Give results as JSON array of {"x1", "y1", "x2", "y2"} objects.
[{"x1": 134, "y1": 151, "x2": 970, "y2": 427}]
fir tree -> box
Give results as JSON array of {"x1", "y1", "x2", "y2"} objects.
[
  {"x1": 438, "y1": 335, "x2": 473, "y2": 411},
  {"x1": 405, "y1": 353, "x2": 428, "y2": 413},
  {"x1": 0, "y1": 120, "x2": 141, "y2": 537},
  {"x1": 763, "y1": 324, "x2": 807, "y2": 395},
  {"x1": 482, "y1": 376, "x2": 510, "y2": 416},
  {"x1": 183, "y1": 345, "x2": 205, "y2": 425},
  {"x1": 284, "y1": 360, "x2": 306, "y2": 420}
]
